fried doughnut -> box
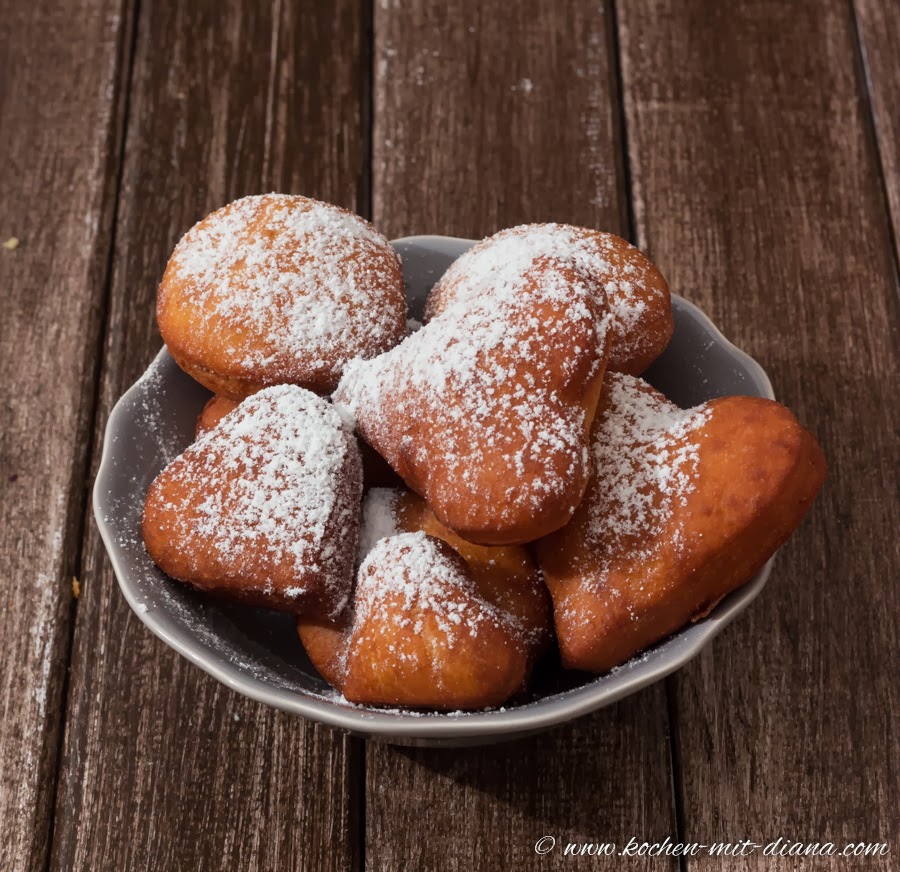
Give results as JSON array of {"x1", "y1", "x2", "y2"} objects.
[
  {"x1": 334, "y1": 255, "x2": 611, "y2": 545},
  {"x1": 143, "y1": 385, "x2": 362, "y2": 619},
  {"x1": 298, "y1": 487, "x2": 552, "y2": 689},
  {"x1": 194, "y1": 393, "x2": 401, "y2": 494},
  {"x1": 426, "y1": 223, "x2": 672, "y2": 375},
  {"x1": 195, "y1": 394, "x2": 239, "y2": 437},
  {"x1": 536, "y1": 373, "x2": 826, "y2": 672},
  {"x1": 360, "y1": 487, "x2": 552, "y2": 663},
  {"x1": 340, "y1": 532, "x2": 528, "y2": 710},
  {"x1": 158, "y1": 194, "x2": 407, "y2": 399},
  {"x1": 298, "y1": 611, "x2": 352, "y2": 691}
]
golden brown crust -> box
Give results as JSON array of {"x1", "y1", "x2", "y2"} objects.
[
  {"x1": 335, "y1": 257, "x2": 610, "y2": 545},
  {"x1": 143, "y1": 386, "x2": 363, "y2": 619},
  {"x1": 297, "y1": 613, "x2": 352, "y2": 689},
  {"x1": 158, "y1": 194, "x2": 407, "y2": 398},
  {"x1": 195, "y1": 394, "x2": 240, "y2": 438},
  {"x1": 297, "y1": 488, "x2": 552, "y2": 698},
  {"x1": 391, "y1": 491, "x2": 553, "y2": 665},
  {"x1": 426, "y1": 224, "x2": 673, "y2": 375},
  {"x1": 341, "y1": 534, "x2": 527, "y2": 710},
  {"x1": 537, "y1": 376, "x2": 826, "y2": 673}
]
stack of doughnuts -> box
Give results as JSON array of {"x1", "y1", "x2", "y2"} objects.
[{"x1": 143, "y1": 194, "x2": 826, "y2": 711}]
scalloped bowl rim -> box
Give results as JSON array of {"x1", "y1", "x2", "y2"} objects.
[{"x1": 94, "y1": 234, "x2": 775, "y2": 742}]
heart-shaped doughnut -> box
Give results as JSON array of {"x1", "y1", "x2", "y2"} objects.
[
  {"x1": 334, "y1": 256, "x2": 611, "y2": 545},
  {"x1": 194, "y1": 393, "x2": 400, "y2": 492},
  {"x1": 342, "y1": 532, "x2": 528, "y2": 710},
  {"x1": 425, "y1": 224, "x2": 672, "y2": 375},
  {"x1": 297, "y1": 487, "x2": 552, "y2": 696},
  {"x1": 142, "y1": 385, "x2": 362, "y2": 618},
  {"x1": 158, "y1": 194, "x2": 407, "y2": 399},
  {"x1": 358, "y1": 487, "x2": 552, "y2": 662},
  {"x1": 537, "y1": 373, "x2": 826, "y2": 672}
]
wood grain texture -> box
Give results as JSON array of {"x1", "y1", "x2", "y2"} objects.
[
  {"x1": 618, "y1": 1, "x2": 900, "y2": 868},
  {"x1": 368, "y1": 3, "x2": 678, "y2": 869},
  {"x1": 854, "y1": 0, "x2": 900, "y2": 261},
  {"x1": 374, "y1": 0, "x2": 627, "y2": 238},
  {"x1": 49, "y1": 1, "x2": 367, "y2": 870},
  {"x1": 0, "y1": 1, "x2": 131, "y2": 870}
]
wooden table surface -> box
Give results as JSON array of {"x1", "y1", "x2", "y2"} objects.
[{"x1": 2, "y1": 1, "x2": 898, "y2": 869}]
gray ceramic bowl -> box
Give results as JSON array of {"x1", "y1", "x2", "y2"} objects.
[{"x1": 94, "y1": 235, "x2": 775, "y2": 747}]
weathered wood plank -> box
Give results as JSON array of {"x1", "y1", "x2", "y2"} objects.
[
  {"x1": 0, "y1": 0, "x2": 132, "y2": 869},
  {"x1": 367, "y1": 3, "x2": 678, "y2": 869},
  {"x1": 374, "y1": 0, "x2": 627, "y2": 239},
  {"x1": 854, "y1": 0, "x2": 900, "y2": 260},
  {"x1": 618, "y1": 1, "x2": 899, "y2": 867},
  {"x1": 49, "y1": 1, "x2": 368, "y2": 869}
]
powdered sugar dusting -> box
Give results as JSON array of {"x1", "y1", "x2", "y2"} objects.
[
  {"x1": 586, "y1": 373, "x2": 710, "y2": 573},
  {"x1": 354, "y1": 488, "x2": 548, "y2": 655},
  {"x1": 356, "y1": 487, "x2": 400, "y2": 563},
  {"x1": 429, "y1": 223, "x2": 666, "y2": 364},
  {"x1": 147, "y1": 385, "x2": 359, "y2": 608},
  {"x1": 353, "y1": 532, "x2": 515, "y2": 650},
  {"x1": 162, "y1": 194, "x2": 405, "y2": 386},
  {"x1": 336, "y1": 255, "x2": 610, "y2": 531}
]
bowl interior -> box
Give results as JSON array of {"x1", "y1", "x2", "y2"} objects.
[{"x1": 95, "y1": 235, "x2": 774, "y2": 745}]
